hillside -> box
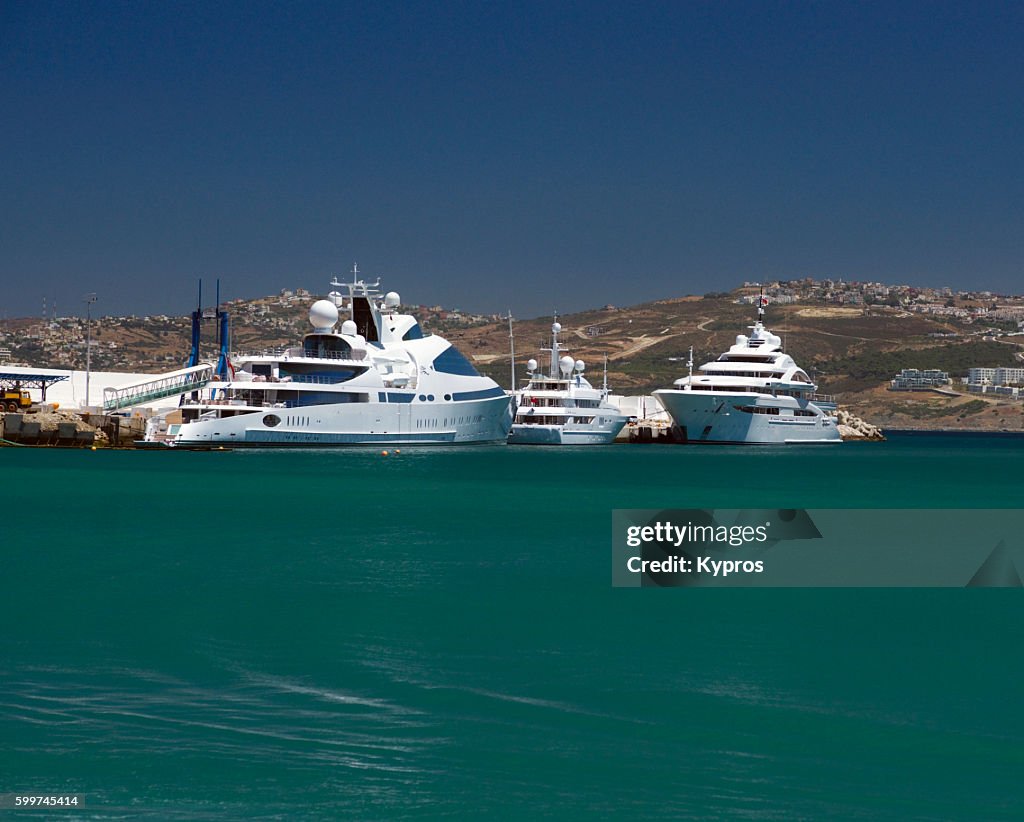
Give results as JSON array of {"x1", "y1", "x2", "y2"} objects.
[{"x1": 4, "y1": 287, "x2": 1024, "y2": 431}]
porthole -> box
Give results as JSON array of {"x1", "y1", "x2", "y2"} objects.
[
  {"x1": 263, "y1": 414, "x2": 281, "y2": 427},
  {"x1": 444, "y1": 394, "x2": 452, "y2": 401},
  {"x1": 418, "y1": 394, "x2": 426, "y2": 401},
  {"x1": 427, "y1": 394, "x2": 435, "y2": 401}
]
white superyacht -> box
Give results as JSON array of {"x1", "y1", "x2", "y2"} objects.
[
  {"x1": 508, "y1": 320, "x2": 630, "y2": 445},
  {"x1": 653, "y1": 297, "x2": 840, "y2": 444},
  {"x1": 147, "y1": 270, "x2": 513, "y2": 447}
]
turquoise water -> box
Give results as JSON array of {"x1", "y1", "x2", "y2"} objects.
[{"x1": 2, "y1": 435, "x2": 1022, "y2": 819}]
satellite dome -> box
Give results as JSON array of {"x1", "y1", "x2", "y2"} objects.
[
  {"x1": 328, "y1": 290, "x2": 344, "y2": 307},
  {"x1": 574, "y1": 359, "x2": 585, "y2": 372},
  {"x1": 340, "y1": 319, "x2": 358, "y2": 336},
  {"x1": 526, "y1": 358, "x2": 538, "y2": 372},
  {"x1": 736, "y1": 334, "x2": 748, "y2": 347},
  {"x1": 384, "y1": 291, "x2": 401, "y2": 309},
  {"x1": 559, "y1": 355, "x2": 574, "y2": 375},
  {"x1": 309, "y1": 299, "x2": 339, "y2": 331},
  {"x1": 552, "y1": 322, "x2": 562, "y2": 334}
]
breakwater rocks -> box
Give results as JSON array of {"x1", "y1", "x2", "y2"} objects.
[
  {"x1": 1, "y1": 409, "x2": 151, "y2": 447},
  {"x1": 1, "y1": 409, "x2": 100, "y2": 446},
  {"x1": 836, "y1": 408, "x2": 885, "y2": 441}
]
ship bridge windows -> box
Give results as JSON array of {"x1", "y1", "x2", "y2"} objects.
[
  {"x1": 719, "y1": 355, "x2": 779, "y2": 363},
  {"x1": 702, "y1": 370, "x2": 784, "y2": 378},
  {"x1": 402, "y1": 322, "x2": 425, "y2": 341},
  {"x1": 793, "y1": 371, "x2": 811, "y2": 383},
  {"x1": 736, "y1": 405, "x2": 780, "y2": 415}
]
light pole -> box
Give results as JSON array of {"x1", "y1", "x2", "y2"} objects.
[{"x1": 83, "y1": 293, "x2": 97, "y2": 409}]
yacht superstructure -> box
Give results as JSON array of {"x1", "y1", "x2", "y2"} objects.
[
  {"x1": 146, "y1": 269, "x2": 512, "y2": 446},
  {"x1": 653, "y1": 296, "x2": 840, "y2": 444}
]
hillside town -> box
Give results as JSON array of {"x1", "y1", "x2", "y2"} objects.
[{"x1": 741, "y1": 278, "x2": 1024, "y2": 327}]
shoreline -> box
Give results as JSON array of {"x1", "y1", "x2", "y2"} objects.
[{"x1": 883, "y1": 427, "x2": 1024, "y2": 437}]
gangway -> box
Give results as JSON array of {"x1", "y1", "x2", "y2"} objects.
[{"x1": 102, "y1": 364, "x2": 215, "y2": 411}]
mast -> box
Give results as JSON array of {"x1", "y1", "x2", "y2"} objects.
[
  {"x1": 757, "y1": 284, "x2": 768, "y2": 324},
  {"x1": 549, "y1": 315, "x2": 561, "y2": 378},
  {"x1": 687, "y1": 345, "x2": 694, "y2": 389},
  {"x1": 507, "y1": 311, "x2": 516, "y2": 391}
]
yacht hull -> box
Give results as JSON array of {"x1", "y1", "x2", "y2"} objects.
[
  {"x1": 653, "y1": 390, "x2": 840, "y2": 445},
  {"x1": 170, "y1": 394, "x2": 513, "y2": 447},
  {"x1": 508, "y1": 416, "x2": 627, "y2": 445}
]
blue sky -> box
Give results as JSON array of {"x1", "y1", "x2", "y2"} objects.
[{"x1": 1, "y1": 1, "x2": 1021, "y2": 319}]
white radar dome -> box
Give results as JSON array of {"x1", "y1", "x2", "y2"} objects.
[
  {"x1": 574, "y1": 359, "x2": 585, "y2": 372},
  {"x1": 526, "y1": 358, "x2": 538, "y2": 372},
  {"x1": 384, "y1": 291, "x2": 401, "y2": 309},
  {"x1": 552, "y1": 322, "x2": 562, "y2": 334},
  {"x1": 736, "y1": 334, "x2": 748, "y2": 347},
  {"x1": 309, "y1": 299, "x2": 339, "y2": 330},
  {"x1": 340, "y1": 319, "x2": 358, "y2": 336},
  {"x1": 328, "y1": 290, "x2": 344, "y2": 307},
  {"x1": 559, "y1": 355, "x2": 574, "y2": 375}
]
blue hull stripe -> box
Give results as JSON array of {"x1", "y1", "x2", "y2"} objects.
[{"x1": 239, "y1": 431, "x2": 458, "y2": 445}]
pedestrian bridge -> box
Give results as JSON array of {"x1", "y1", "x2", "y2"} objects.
[{"x1": 102, "y1": 364, "x2": 214, "y2": 411}]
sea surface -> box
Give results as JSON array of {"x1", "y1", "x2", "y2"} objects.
[{"x1": 2, "y1": 434, "x2": 1022, "y2": 819}]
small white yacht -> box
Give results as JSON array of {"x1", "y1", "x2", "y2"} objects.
[
  {"x1": 653, "y1": 296, "x2": 840, "y2": 444},
  {"x1": 508, "y1": 320, "x2": 630, "y2": 445},
  {"x1": 146, "y1": 269, "x2": 512, "y2": 447}
]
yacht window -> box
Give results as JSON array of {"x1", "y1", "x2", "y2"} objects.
[
  {"x1": 402, "y1": 323, "x2": 425, "y2": 341},
  {"x1": 432, "y1": 345, "x2": 481, "y2": 377},
  {"x1": 303, "y1": 334, "x2": 354, "y2": 359}
]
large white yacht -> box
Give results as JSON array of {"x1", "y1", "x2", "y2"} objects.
[
  {"x1": 508, "y1": 320, "x2": 630, "y2": 445},
  {"x1": 653, "y1": 296, "x2": 840, "y2": 444},
  {"x1": 147, "y1": 271, "x2": 512, "y2": 447}
]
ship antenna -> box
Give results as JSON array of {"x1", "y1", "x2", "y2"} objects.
[
  {"x1": 602, "y1": 353, "x2": 609, "y2": 395},
  {"x1": 758, "y1": 284, "x2": 766, "y2": 322},
  {"x1": 507, "y1": 310, "x2": 516, "y2": 391},
  {"x1": 687, "y1": 345, "x2": 694, "y2": 388},
  {"x1": 549, "y1": 312, "x2": 560, "y2": 378}
]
